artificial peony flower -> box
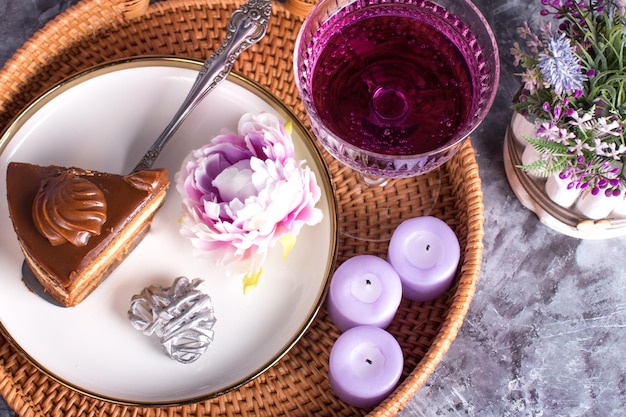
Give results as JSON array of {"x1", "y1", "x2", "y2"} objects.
[{"x1": 175, "y1": 112, "x2": 324, "y2": 292}]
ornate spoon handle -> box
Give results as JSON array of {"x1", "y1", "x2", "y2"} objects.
[{"x1": 133, "y1": 0, "x2": 272, "y2": 172}]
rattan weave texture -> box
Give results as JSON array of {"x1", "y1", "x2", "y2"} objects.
[{"x1": 0, "y1": 0, "x2": 484, "y2": 415}]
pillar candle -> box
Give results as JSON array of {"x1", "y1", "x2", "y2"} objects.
[
  {"x1": 327, "y1": 255, "x2": 402, "y2": 332},
  {"x1": 387, "y1": 216, "x2": 460, "y2": 301},
  {"x1": 328, "y1": 326, "x2": 404, "y2": 408}
]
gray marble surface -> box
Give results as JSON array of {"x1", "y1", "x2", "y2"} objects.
[{"x1": 1, "y1": 0, "x2": 625, "y2": 416}]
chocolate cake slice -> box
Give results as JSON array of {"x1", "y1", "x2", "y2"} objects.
[{"x1": 6, "y1": 162, "x2": 169, "y2": 307}]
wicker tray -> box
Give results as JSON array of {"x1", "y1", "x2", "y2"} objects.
[{"x1": 0, "y1": 0, "x2": 484, "y2": 415}]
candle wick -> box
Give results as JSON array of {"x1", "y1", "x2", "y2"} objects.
[
  {"x1": 365, "y1": 279, "x2": 372, "y2": 286},
  {"x1": 426, "y1": 244, "x2": 431, "y2": 251},
  {"x1": 365, "y1": 359, "x2": 373, "y2": 365}
]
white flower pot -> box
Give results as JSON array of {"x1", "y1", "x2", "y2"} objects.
[
  {"x1": 510, "y1": 112, "x2": 536, "y2": 146},
  {"x1": 611, "y1": 195, "x2": 626, "y2": 217},
  {"x1": 519, "y1": 145, "x2": 543, "y2": 179},
  {"x1": 544, "y1": 174, "x2": 581, "y2": 208},
  {"x1": 575, "y1": 189, "x2": 620, "y2": 220}
]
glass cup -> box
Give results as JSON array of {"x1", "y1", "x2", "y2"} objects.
[{"x1": 294, "y1": 0, "x2": 499, "y2": 240}]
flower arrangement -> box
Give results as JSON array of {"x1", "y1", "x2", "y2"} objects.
[
  {"x1": 175, "y1": 112, "x2": 323, "y2": 292},
  {"x1": 510, "y1": 0, "x2": 626, "y2": 198}
]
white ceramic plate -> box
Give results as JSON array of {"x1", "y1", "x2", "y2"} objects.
[{"x1": 0, "y1": 57, "x2": 337, "y2": 406}]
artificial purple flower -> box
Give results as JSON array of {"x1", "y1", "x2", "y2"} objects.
[
  {"x1": 175, "y1": 112, "x2": 324, "y2": 291},
  {"x1": 537, "y1": 32, "x2": 587, "y2": 95}
]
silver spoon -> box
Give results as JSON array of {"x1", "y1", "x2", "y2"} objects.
[
  {"x1": 21, "y1": 0, "x2": 272, "y2": 306},
  {"x1": 133, "y1": 0, "x2": 272, "y2": 172}
]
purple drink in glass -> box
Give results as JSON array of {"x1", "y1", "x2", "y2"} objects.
[{"x1": 294, "y1": 0, "x2": 499, "y2": 179}]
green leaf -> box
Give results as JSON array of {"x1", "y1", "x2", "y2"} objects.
[
  {"x1": 523, "y1": 136, "x2": 570, "y2": 155},
  {"x1": 517, "y1": 154, "x2": 569, "y2": 177}
]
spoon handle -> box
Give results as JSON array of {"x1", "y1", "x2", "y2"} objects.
[{"x1": 132, "y1": 0, "x2": 272, "y2": 173}]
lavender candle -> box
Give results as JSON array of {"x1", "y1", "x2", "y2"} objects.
[
  {"x1": 328, "y1": 326, "x2": 404, "y2": 408},
  {"x1": 327, "y1": 255, "x2": 402, "y2": 331},
  {"x1": 387, "y1": 216, "x2": 460, "y2": 301}
]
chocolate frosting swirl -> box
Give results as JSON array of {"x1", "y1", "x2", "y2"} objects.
[{"x1": 32, "y1": 172, "x2": 107, "y2": 247}]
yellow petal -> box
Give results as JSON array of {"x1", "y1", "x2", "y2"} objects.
[
  {"x1": 243, "y1": 267, "x2": 263, "y2": 295},
  {"x1": 279, "y1": 234, "x2": 296, "y2": 261},
  {"x1": 284, "y1": 119, "x2": 293, "y2": 135}
]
